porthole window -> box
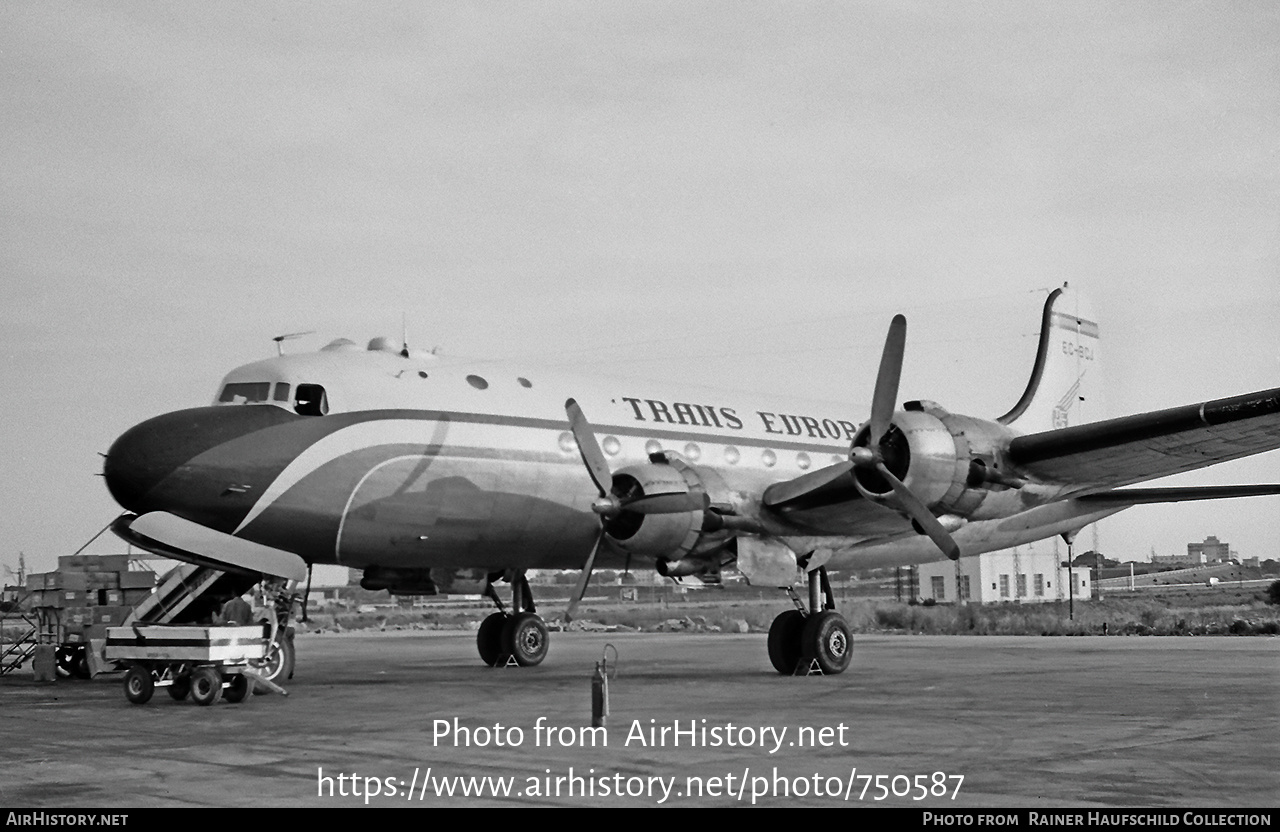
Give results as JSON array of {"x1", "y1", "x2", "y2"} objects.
[
  {"x1": 558, "y1": 432, "x2": 577, "y2": 453},
  {"x1": 723, "y1": 446, "x2": 740, "y2": 464},
  {"x1": 796, "y1": 452, "x2": 811, "y2": 470},
  {"x1": 644, "y1": 440, "x2": 663, "y2": 456},
  {"x1": 761, "y1": 449, "x2": 777, "y2": 467},
  {"x1": 683, "y1": 443, "x2": 701, "y2": 461},
  {"x1": 603, "y1": 436, "x2": 621, "y2": 456},
  {"x1": 466, "y1": 375, "x2": 489, "y2": 390},
  {"x1": 517, "y1": 377, "x2": 532, "y2": 388},
  {"x1": 418, "y1": 371, "x2": 429, "y2": 379}
]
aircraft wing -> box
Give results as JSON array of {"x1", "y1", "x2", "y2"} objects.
[{"x1": 1009, "y1": 387, "x2": 1280, "y2": 490}]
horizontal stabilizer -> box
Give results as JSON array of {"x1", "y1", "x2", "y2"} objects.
[
  {"x1": 112, "y1": 512, "x2": 308, "y2": 582},
  {"x1": 1077, "y1": 484, "x2": 1280, "y2": 506}
]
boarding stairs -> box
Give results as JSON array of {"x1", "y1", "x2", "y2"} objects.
[
  {"x1": 0, "y1": 591, "x2": 47, "y2": 676},
  {"x1": 126, "y1": 563, "x2": 259, "y2": 625}
]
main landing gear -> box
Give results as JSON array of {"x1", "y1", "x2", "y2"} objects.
[
  {"x1": 768, "y1": 566, "x2": 851, "y2": 675},
  {"x1": 476, "y1": 570, "x2": 549, "y2": 668}
]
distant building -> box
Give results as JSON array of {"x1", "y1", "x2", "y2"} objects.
[
  {"x1": 1188, "y1": 536, "x2": 1233, "y2": 564},
  {"x1": 1152, "y1": 535, "x2": 1237, "y2": 566},
  {"x1": 917, "y1": 548, "x2": 1090, "y2": 605}
]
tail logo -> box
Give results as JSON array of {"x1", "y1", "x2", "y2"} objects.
[{"x1": 1053, "y1": 377, "x2": 1084, "y2": 429}]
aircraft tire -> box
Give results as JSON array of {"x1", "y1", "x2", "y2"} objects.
[
  {"x1": 253, "y1": 634, "x2": 295, "y2": 694},
  {"x1": 190, "y1": 666, "x2": 223, "y2": 706},
  {"x1": 502, "y1": 612, "x2": 549, "y2": 667},
  {"x1": 801, "y1": 610, "x2": 852, "y2": 675},
  {"x1": 167, "y1": 675, "x2": 191, "y2": 701},
  {"x1": 224, "y1": 673, "x2": 250, "y2": 704},
  {"x1": 767, "y1": 610, "x2": 806, "y2": 675},
  {"x1": 477, "y1": 613, "x2": 507, "y2": 666},
  {"x1": 123, "y1": 664, "x2": 154, "y2": 705}
]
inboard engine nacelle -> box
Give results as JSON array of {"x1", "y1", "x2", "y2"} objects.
[{"x1": 851, "y1": 401, "x2": 1023, "y2": 521}]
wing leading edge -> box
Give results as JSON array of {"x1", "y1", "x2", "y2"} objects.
[{"x1": 1009, "y1": 386, "x2": 1280, "y2": 490}]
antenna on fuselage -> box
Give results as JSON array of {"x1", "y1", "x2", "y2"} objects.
[
  {"x1": 272, "y1": 331, "x2": 315, "y2": 356},
  {"x1": 400, "y1": 312, "x2": 410, "y2": 358}
]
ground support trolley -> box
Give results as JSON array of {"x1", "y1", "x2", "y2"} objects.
[{"x1": 104, "y1": 625, "x2": 280, "y2": 706}]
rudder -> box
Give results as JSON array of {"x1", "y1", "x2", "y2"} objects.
[{"x1": 997, "y1": 283, "x2": 1106, "y2": 431}]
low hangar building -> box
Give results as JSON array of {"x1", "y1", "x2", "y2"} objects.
[{"x1": 916, "y1": 549, "x2": 1091, "y2": 604}]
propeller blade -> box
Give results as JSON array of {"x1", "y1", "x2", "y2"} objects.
[
  {"x1": 565, "y1": 398, "x2": 613, "y2": 497},
  {"x1": 876, "y1": 462, "x2": 961, "y2": 560},
  {"x1": 564, "y1": 530, "x2": 604, "y2": 623},
  {"x1": 869, "y1": 314, "x2": 907, "y2": 447},
  {"x1": 761, "y1": 461, "x2": 854, "y2": 507},
  {"x1": 622, "y1": 490, "x2": 710, "y2": 515}
]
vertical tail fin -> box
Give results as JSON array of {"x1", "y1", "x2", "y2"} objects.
[{"x1": 997, "y1": 283, "x2": 1106, "y2": 431}]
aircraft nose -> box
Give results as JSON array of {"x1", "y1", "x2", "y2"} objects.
[{"x1": 103, "y1": 406, "x2": 298, "y2": 513}]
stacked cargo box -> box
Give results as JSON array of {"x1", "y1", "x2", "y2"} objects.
[{"x1": 24, "y1": 555, "x2": 157, "y2": 643}]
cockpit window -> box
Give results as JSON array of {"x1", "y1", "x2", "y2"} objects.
[
  {"x1": 273, "y1": 383, "x2": 291, "y2": 402},
  {"x1": 295, "y1": 383, "x2": 329, "y2": 416},
  {"x1": 219, "y1": 382, "x2": 272, "y2": 404}
]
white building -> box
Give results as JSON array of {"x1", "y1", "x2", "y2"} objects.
[{"x1": 917, "y1": 548, "x2": 1091, "y2": 604}]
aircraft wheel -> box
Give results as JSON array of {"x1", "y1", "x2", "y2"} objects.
[
  {"x1": 167, "y1": 675, "x2": 191, "y2": 701},
  {"x1": 802, "y1": 610, "x2": 852, "y2": 675},
  {"x1": 477, "y1": 613, "x2": 507, "y2": 666},
  {"x1": 190, "y1": 667, "x2": 223, "y2": 706},
  {"x1": 253, "y1": 635, "x2": 295, "y2": 694},
  {"x1": 502, "y1": 612, "x2": 549, "y2": 667},
  {"x1": 123, "y1": 664, "x2": 154, "y2": 705},
  {"x1": 224, "y1": 674, "x2": 250, "y2": 704},
  {"x1": 767, "y1": 610, "x2": 807, "y2": 674}
]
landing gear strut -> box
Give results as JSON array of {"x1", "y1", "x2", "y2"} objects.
[
  {"x1": 767, "y1": 566, "x2": 851, "y2": 675},
  {"x1": 476, "y1": 570, "x2": 549, "y2": 668}
]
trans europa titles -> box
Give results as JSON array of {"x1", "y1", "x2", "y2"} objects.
[{"x1": 620, "y1": 396, "x2": 859, "y2": 441}]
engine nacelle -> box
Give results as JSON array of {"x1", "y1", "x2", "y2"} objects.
[
  {"x1": 604, "y1": 456, "x2": 733, "y2": 561},
  {"x1": 851, "y1": 402, "x2": 1021, "y2": 521}
]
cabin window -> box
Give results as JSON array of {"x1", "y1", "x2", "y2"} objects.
[
  {"x1": 295, "y1": 384, "x2": 329, "y2": 416},
  {"x1": 466, "y1": 374, "x2": 489, "y2": 390},
  {"x1": 219, "y1": 382, "x2": 271, "y2": 404}
]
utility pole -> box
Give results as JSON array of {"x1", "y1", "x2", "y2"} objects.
[{"x1": 1062, "y1": 531, "x2": 1078, "y2": 621}]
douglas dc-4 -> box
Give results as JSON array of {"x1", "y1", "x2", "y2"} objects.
[{"x1": 102, "y1": 285, "x2": 1280, "y2": 675}]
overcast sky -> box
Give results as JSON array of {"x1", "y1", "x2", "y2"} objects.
[{"x1": 2, "y1": 2, "x2": 1277, "y2": 575}]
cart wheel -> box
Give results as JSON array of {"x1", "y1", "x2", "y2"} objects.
[
  {"x1": 124, "y1": 665, "x2": 154, "y2": 705},
  {"x1": 190, "y1": 667, "x2": 223, "y2": 706},
  {"x1": 167, "y1": 676, "x2": 191, "y2": 701},
  {"x1": 224, "y1": 674, "x2": 250, "y2": 704}
]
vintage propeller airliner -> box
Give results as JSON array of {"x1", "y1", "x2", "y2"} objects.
[{"x1": 102, "y1": 285, "x2": 1280, "y2": 675}]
